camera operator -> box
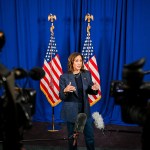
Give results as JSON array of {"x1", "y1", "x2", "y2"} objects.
[{"x1": 110, "y1": 58, "x2": 150, "y2": 150}]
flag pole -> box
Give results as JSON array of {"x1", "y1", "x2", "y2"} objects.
[
  {"x1": 47, "y1": 14, "x2": 60, "y2": 132},
  {"x1": 83, "y1": 14, "x2": 101, "y2": 106},
  {"x1": 48, "y1": 106, "x2": 60, "y2": 132}
]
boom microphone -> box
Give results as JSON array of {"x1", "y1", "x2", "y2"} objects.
[
  {"x1": 14, "y1": 67, "x2": 45, "y2": 80},
  {"x1": 29, "y1": 67, "x2": 45, "y2": 80}
]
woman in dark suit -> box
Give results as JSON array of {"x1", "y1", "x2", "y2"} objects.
[{"x1": 59, "y1": 52, "x2": 99, "y2": 150}]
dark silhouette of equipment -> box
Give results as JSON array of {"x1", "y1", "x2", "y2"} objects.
[
  {"x1": 0, "y1": 31, "x2": 45, "y2": 150},
  {"x1": 110, "y1": 57, "x2": 150, "y2": 150},
  {"x1": 14, "y1": 67, "x2": 45, "y2": 80}
]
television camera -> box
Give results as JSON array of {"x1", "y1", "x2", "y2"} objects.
[
  {"x1": 0, "y1": 31, "x2": 45, "y2": 150},
  {"x1": 110, "y1": 57, "x2": 150, "y2": 150}
]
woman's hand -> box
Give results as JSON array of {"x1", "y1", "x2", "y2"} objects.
[
  {"x1": 64, "y1": 82, "x2": 76, "y2": 93},
  {"x1": 91, "y1": 82, "x2": 99, "y2": 91}
]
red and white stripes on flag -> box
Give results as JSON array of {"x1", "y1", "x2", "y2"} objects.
[
  {"x1": 40, "y1": 54, "x2": 63, "y2": 107},
  {"x1": 40, "y1": 35, "x2": 63, "y2": 107},
  {"x1": 84, "y1": 55, "x2": 101, "y2": 106},
  {"x1": 82, "y1": 34, "x2": 101, "y2": 106}
]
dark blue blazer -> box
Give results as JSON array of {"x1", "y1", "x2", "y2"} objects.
[{"x1": 59, "y1": 70, "x2": 98, "y2": 123}]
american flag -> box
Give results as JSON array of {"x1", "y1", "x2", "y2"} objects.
[
  {"x1": 82, "y1": 35, "x2": 101, "y2": 106},
  {"x1": 40, "y1": 35, "x2": 63, "y2": 107}
]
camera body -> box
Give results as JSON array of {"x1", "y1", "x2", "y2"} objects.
[
  {"x1": 0, "y1": 59, "x2": 37, "y2": 150},
  {"x1": 0, "y1": 31, "x2": 37, "y2": 150},
  {"x1": 0, "y1": 31, "x2": 45, "y2": 150},
  {"x1": 110, "y1": 58, "x2": 150, "y2": 125},
  {"x1": 0, "y1": 64, "x2": 36, "y2": 130}
]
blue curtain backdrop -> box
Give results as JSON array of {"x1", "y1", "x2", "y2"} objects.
[{"x1": 1, "y1": 0, "x2": 150, "y2": 126}]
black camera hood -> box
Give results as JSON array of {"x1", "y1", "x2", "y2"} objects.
[{"x1": 124, "y1": 57, "x2": 146, "y2": 70}]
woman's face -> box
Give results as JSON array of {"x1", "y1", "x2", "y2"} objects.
[{"x1": 73, "y1": 55, "x2": 83, "y2": 72}]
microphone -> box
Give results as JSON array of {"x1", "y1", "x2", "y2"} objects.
[
  {"x1": 14, "y1": 67, "x2": 45, "y2": 80},
  {"x1": 29, "y1": 67, "x2": 45, "y2": 80},
  {"x1": 92, "y1": 112, "x2": 105, "y2": 135},
  {"x1": 73, "y1": 113, "x2": 87, "y2": 146},
  {"x1": 74, "y1": 113, "x2": 87, "y2": 133}
]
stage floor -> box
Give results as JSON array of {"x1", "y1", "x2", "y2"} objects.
[{"x1": 21, "y1": 122, "x2": 142, "y2": 150}]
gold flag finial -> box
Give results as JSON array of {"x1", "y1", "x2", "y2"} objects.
[
  {"x1": 85, "y1": 13, "x2": 94, "y2": 23},
  {"x1": 48, "y1": 14, "x2": 57, "y2": 35},
  {"x1": 48, "y1": 14, "x2": 56, "y2": 22},
  {"x1": 85, "y1": 13, "x2": 94, "y2": 35}
]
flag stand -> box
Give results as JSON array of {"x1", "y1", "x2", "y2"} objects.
[
  {"x1": 48, "y1": 107, "x2": 61, "y2": 132},
  {"x1": 46, "y1": 14, "x2": 61, "y2": 132}
]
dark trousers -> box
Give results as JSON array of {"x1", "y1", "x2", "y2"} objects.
[{"x1": 67, "y1": 118, "x2": 95, "y2": 150}]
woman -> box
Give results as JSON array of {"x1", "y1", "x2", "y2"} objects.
[{"x1": 59, "y1": 52, "x2": 99, "y2": 150}]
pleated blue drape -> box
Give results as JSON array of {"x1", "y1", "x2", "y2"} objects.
[{"x1": 1, "y1": 0, "x2": 150, "y2": 125}]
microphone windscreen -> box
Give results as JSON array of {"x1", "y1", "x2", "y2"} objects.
[
  {"x1": 74, "y1": 113, "x2": 87, "y2": 133},
  {"x1": 92, "y1": 112, "x2": 105, "y2": 130},
  {"x1": 29, "y1": 67, "x2": 45, "y2": 80}
]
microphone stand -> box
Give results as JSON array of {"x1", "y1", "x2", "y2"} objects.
[{"x1": 73, "y1": 132, "x2": 79, "y2": 146}]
